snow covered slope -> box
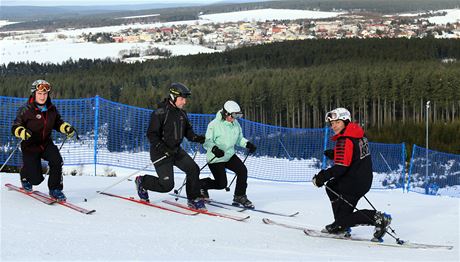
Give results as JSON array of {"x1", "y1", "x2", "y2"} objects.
[{"x1": 1, "y1": 173, "x2": 458, "y2": 261}]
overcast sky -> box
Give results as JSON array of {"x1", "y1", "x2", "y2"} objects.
[{"x1": 2, "y1": 0, "x2": 217, "y2": 6}]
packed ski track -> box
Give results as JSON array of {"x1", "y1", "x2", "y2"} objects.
[{"x1": 1, "y1": 173, "x2": 459, "y2": 261}]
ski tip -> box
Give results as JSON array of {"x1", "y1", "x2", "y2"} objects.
[
  {"x1": 289, "y1": 211, "x2": 300, "y2": 217},
  {"x1": 86, "y1": 210, "x2": 96, "y2": 215}
]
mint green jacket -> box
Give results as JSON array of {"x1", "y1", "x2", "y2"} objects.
[{"x1": 203, "y1": 110, "x2": 248, "y2": 164}]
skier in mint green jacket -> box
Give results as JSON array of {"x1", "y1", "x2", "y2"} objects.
[{"x1": 200, "y1": 100, "x2": 257, "y2": 208}]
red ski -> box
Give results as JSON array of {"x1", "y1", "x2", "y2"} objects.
[
  {"x1": 33, "y1": 191, "x2": 96, "y2": 215},
  {"x1": 162, "y1": 199, "x2": 250, "y2": 222},
  {"x1": 5, "y1": 183, "x2": 56, "y2": 205},
  {"x1": 98, "y1": 191, "x2": 199, "y2": 216},
  {"x1": 5, "y1": 183, "x2": 95, "y2": 214}
]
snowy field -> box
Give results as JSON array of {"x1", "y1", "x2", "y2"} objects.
[
  {"x1": 428, "y1": 9, "x2": 460, "y2": 25},
  {"x1": 1, "y1": 171, "x2": 459, "y2": 261},
  {"x1": 0, "y1": 8, "x2": 344, "y2": 65},
  {"x1": 0, "y1": 39, "x2": 218, "y2": 64},
  {"x1": 198, "y1": 8, "x2": 345, "y2": 23}
]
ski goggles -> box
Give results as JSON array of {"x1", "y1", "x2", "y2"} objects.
[
  {"x1": 325, "y1": 111, "x2": 339, "y2": 122},
  {"x1": 31, "y1": 83, "x2": 51, "y2": 93},
  {"x1": 229, "y1": 112, "x2": 243, "y2": 119},
  {"x1": 36, "y1": 83, "x2": 51, "y2": 92}
]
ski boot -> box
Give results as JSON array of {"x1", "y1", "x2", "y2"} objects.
[
  {"x1": 232, "y1": 195, "x2": 255, "y2": 209},
  {"x1": 373, "y1": 212, "x2": 392, "y2": 241},
  {"x1": 135, "y1": 176, "x2": 149, "y2": 202},
  {"x1": 49, "y1": 189, "x2": 67, "y2": 202},
  {"x1": 187, "y1": 198, "x2": 207, "y2": 210},
  {"x1": 21, "y1": 178, "x2": 32, "y2": 192},
  {"x1": 200, "y1": 188, "x2": 210, "y2": 202},
  {"x1": 321, "y1": 223, "x2": 351, "y2": 237}
]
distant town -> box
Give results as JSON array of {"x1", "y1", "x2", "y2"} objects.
[
  {"x1": 1, "y1": 10, "x2": 459, "y2": 62},
  {"x1": 84, "y1": 12, "x2": 460, "y2": 48}
]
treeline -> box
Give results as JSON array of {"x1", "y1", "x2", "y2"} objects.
[
  {"x1": 1, "y1": 38, "x2": 460, "y2": 153},
  {"x1": 2, "y1": 0, "x2": 460, "y2": 31}
]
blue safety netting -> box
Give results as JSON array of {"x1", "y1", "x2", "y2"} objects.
[
  {"x1": 324, "y1": 134, "x2": 406, "y2": 189},
  {"x1": 407, "y1": 145, "x2": 460, "y2": 197},
  {"x1": 1, "y1": 96, "x2": 408, "y2": 190}
]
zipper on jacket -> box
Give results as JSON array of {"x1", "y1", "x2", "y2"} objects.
[
  {"x1": 41, "y1": 111, "x2": 47, "y2": 151},
  {"x1": 173, "y1": 122, "x2": 178, "y2": 141}
]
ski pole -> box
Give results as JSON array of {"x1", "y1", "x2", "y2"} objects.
[
  {"x1": 173, "y1": 148, "x2": 199, "y2": 198},
  {"x1": 44, "y1": 137, "x2": 68, "y2": 178},
  {"x1": 174, "y1": 155, "x2": 217, "y2": 200},
  {"x1": 362, "y1": 195, "x2": 399, "y2": 236},
  {"x1": 0, "y1": 140, "x2": 21, "y2": 173},
  {"x1": 324, "y1": 184, "x2": 404, "y2": 244},
  {"x1": 91, "y1": 155, "x2": 168, "y2": 201},
  {"x1": 225, "y1": 151, "x2": 250, "y2": 192},
  {"x1": 44, "y1": 129, "x2": 80, "y2": 178}
]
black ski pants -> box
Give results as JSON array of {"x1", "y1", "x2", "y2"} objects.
[
  {"x1": 20, "y1": 143, "x2": 64, "y2": 190},
  {"x1": 325, "y1": 179, "x2": 376, "y2": 228},
  {"x1": 143, "y1": 148, "x2": 200, "y2": 200},
  {"x1": 200, "y1": 154, "x2": 248, "y2": 196}
]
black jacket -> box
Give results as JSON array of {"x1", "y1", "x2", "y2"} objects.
[
  {"x1": 147, "y1": 99, "x2": 199, "y2": 154},
  {"x1": 322, "y1": 123, "x2": 373, "y2": 197},
  {"x1": 11, "y1": 95, "x2": 65, "y2": 153}
]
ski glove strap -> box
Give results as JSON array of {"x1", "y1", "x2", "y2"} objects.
[
  {"x1": 246, "y1": 142, "x2": 257, "y2": 153},
  {"x1": 192, "y1": 135, "x2": 206, "y2": 144},
  {"x1": 211, "y1": 146, "x2": 224, "y2": 158},
  {"x1": 324, "y1": 149, "x2": 334, "y2": 160},
  {"x1": 312, "y1": 170, "x2": 328, "y2": 188},
  {"x1": 14, "y1": 126, "x2": 32, "y2": 141},
  {"x1": 59, "y1": 122, "x2": 75, "y2": 138}
]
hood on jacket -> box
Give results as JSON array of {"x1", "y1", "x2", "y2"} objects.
[
  {"x1": 332, "y1": 122, "x2": 364, "y2": 141},
  {"x1": 28, "y1": 94, "x2": 52, "y2": 108}
]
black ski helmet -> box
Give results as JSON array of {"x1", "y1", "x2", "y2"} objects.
[{"x1": 169, "y1": 82, "x2": 191, "y2": 101}]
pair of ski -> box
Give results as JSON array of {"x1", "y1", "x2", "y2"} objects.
[
  {"x1": 262, "y1": 218, "x2": 453, "y2": 250},
  {"x1": 98, "y1": 191, "x2": 249, "y2": 222},
  {"x1": 5, "y1": 183, "x2": 95, "y2": 215},
  {"x1": 170, "y1": 193, "x2": 299, "y2": 217}
]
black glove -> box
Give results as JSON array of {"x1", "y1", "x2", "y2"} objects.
[
  {"x1": 156, "y1": 143, "x2": 177, "y2": 157},
  {"x1": 192, "y1": 135, "x2": 205, "y2": 144},
  {"x1": 246, "y1": 142, "x2": 256, "y2": 153},
  {"x1": 324, "y1": 149, "x2": 334, "y2": 160},
  {"x1": 211, "y1": 146, "x2": 224, "y2": 158},
  {"x1": 312, "y1": 170, "x2": 328, "y2": 188}
]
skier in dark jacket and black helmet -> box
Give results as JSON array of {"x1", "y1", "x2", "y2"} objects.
[
  {"x1": 135, "y1": 83, "x2": 207, "y2": 209},
  {"x1": 11, "y1": 79, "x2": 76, "y2": 201},
  {"x1": 312, "y1": 107, "x2": 392, "y2": 241}
]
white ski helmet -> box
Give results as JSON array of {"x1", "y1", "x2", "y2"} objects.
[
  {"x1": 325, "y1": 108, "x2": 351, "y2": 123},
  {"x1": 222, "y1": 100, "x2": 243, "y2": 119}
]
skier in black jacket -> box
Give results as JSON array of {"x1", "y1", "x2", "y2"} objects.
[
  {"x1": 11, "y1": 80, "x2": 76, "y2": 201},
  {"x1": 135, "y1": 83, "x2": 206, "y2": 209},
  {"x1": 312, "y1": 107, "x2": 392, "y2": 241}
]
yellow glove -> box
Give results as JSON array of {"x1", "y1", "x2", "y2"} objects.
[
  {"x1": 14, "y1": 126, "x2": 32, "y2": 141},
  {"x1": 59, "y1": 122, "x2": 75, "y2": 138}
]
